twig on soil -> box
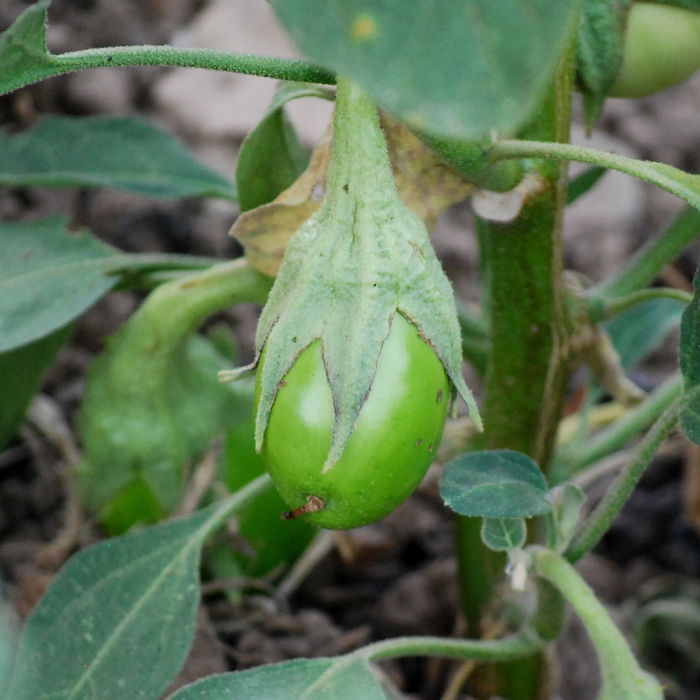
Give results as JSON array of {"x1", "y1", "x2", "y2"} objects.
[{"x1": 25, "y1": 395, "x2": 84, "y2": 570}]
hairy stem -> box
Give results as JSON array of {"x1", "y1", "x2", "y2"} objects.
[
  {"x1": 48, "y1": 45, "x2": 334, "y2": 85},
  {"x1": 566, "y1": 398, "x2": 680, "y2": 562},
  {"x1": 362, "y1": 632, "x2": 542, "y2": 663}
]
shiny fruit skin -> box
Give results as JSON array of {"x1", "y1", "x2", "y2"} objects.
[
  {"x1": 257, "y1": 314, "x2": 451, "y2": 529},
  {"x1": 610, "y1": 3, "x2": 700, "y2": 98}
]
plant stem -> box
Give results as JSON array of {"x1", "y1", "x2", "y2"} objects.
[
  {"x1": 590, "y1": 287, "x2": 691, "y2": 322},
  {"x1": 455, "y1": 43, "x2": 576, "y2": 700},
  {"x1": 490, "y1": 140, "x2": 700, "y2": 211},
  {"x1": 362, "y1": 632, "x2": 542, "y2": 663},
  {"x1": 566, "y1": 372, "x2": 682, "y2": 473},
  {"x1": 52, "y1": 45, "x2": 334, "y2": 85},
  {"x1": 566, "y1": 397, "x2": 680, "y2": 563},
  {"x1": 532, "y1": 548, "x2": 662, "y2": 699},
  {"x1": 592, "y1": 206, "x2": 700, "y2": 300},
  {"x1": 203, "y1": 473, "x2": 273, "y2": 536}
]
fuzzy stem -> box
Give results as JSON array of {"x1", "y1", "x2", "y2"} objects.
[
  {"x1": 490, "y1": 140, "x2": 700, "y2": 211},
  {"x1": 533, "y1": 548, "x2": 662, "y2": 699},
  {"x1": 566, "y1": 399, "x2": 680, "y2": 563},
  {"x1": 455, "y1": 43, "x2": 576, "y2": 700},
  {"x1": 362, "y1": 632, "x2": 541, "y2": 663},
  {"x1": 3, "y1": 45, "x2": 335, "y2": 96}
]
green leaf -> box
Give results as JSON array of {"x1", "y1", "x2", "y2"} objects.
[
  {"x1": 0, "y1": 0, "x2": 58, "y2": 97},
  {"x1": 0, "y1": 217, "x2": 124, "y2": 352},
  {"x1": 6, "y1": 479, "x2": 270, "y2": 700},
  {"x1": 237, "y1": 83, "x2": 331, "y2": 212},
  {"x1": 566, "y1": 165, "x2": 607, "y2": 204},
  {"x1": 167, "y1": 657, "x2": 388, "y2": 700},
  {"x1": 0, "y1": 115, "x2": 236, "y2": 200},
  {"x1": 76, "y1": 262, "x2": 271, "y2": 521},
  {"x1": 481, "y1": 517, "x2": 526, "y2": 551},
  {"x1": 680, "y1": 269, "x2": 700, "y2": 443},
  {"x1": 576, "y1": 0, "x2": 631, "y2": 127},
  {"x1": 7, "y1": 501, "x2": 220, "y2": 700},
  {"x1": 605, "y1": 298, "x2": 686, "y2": 370},
  {"x1": 440, "y1": 449, "x2": 551, "y2": 518},
  {"x1": 270, "y1": 0, "x2": 579, "y2": 139},
  {"x1": 0, "y1": 324, "x2": 72, "y2": 450}
]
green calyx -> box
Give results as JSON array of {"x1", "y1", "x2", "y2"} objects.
[{"x1": 253, "y1": 77, "x2": 481, "y2": 470}]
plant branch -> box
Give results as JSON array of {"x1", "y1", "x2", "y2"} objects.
[
  {"x1": 590, "y1": 287, "x2": 691, "y2": 323},
  {"x1": 490, "y1": 140, "x2": 700, "y2": 211},
  {"x1": 40, "y1": 45, "x2": 335, "y2": 88},
  {"x1": 532, "y1": 547, "x2": 662, "y2": 699},
  {"x1": 566, "y1": 372, "x2": 682, "y2": 473},
  {"x1": 361, "y1": 632, "x2": 542, "y2": 663},
  {"x1": 593, "y1": 206, "x2": 700, "y2": 300},
  {"x1": 566, "y1": 396, "x2": 680, "y2": 563}
]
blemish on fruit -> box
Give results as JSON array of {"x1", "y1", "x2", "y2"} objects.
[
  {"x1": 415, "y1": 438, "x2": 424, "y2": 447},
  {"x1": 428, "y1": 443, "x2": 434, "y2": 452},
  {"x1": 350, "y1": 14, "x2": 378, "y2": 41},
  {"x1": 281, "y1": 495, "x2": 326, "y2": 520},
  {"x1": 436, "y1": 389, "x2": 443, "y2": 403}
]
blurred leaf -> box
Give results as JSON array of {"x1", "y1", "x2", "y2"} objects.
[
  {"x1": 270, "y1": 0, "x2": 578, "y2": 139},
  {"x1": 0, "y1": 217, "x2": 123, "y2": 352},
  {"x1": 168, "y1": 657, "x2": 388, "y2": 700},
  {"x1": 680, "y1": 270, "x2": 700, "y2": 443},
  {"x1": 0, "y1": 324, "x2": 71, "y2": 450},
  {"x1": 237, "y1": 83, "x2": 332, "y2": 212},
  {"x1": 77, "y1": 262, "x2": 271, "y2": 524},
  {"x1": 440, "y1": 449, "x2": 550, "y2": 518},
  {"x1": 481, "y1": 517, "x2": 526, "y2": 551},
  {"x1": 0, "y1": 115, "x2": 236, "y2": 200},
  {"x1": 576, "y1": 0, "x2": 632, "y2": 127},
  {"x1": 566, "y1": 165, "x2": 607, "y2": 204},
  {"x1": 605, "y1": 298, "x2": 685, "y2": 370},
  {"x1": 548, "y1": 482, "x2": 586, "y2": 552}
]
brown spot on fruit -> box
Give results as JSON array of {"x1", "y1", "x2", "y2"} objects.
[
  {"x1": 281, "y1": 495, "x2": 326, "y2": 520},
  {"x1": 436, "y1": 389, "x2": 444, "y2": 403},
  {"x1": 415, "y1": 438, "x2": 424, "y2": 447}
]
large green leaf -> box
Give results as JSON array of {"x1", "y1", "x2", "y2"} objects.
[
  {"x1": 440, "y1": 449, "x2": 551, "y2": 518},
  {"x1": 168, "y1": 657, "x2": 388, "y2": 700},
  {"x1": 0, "y1": 115, "x2": 236, "y2": 200},
  {"x1": 270, "y1": 0, "x2": 579, "y2": 139},
  {"x1": 680, "y1": 270, "x2": 700, "y2": 443},
  {"x1": 0, "y1": 324, "x2": 72, "y2": 450},
  {"x1": 5, "y1": 489, "x2": 268, "y2": 700},
  {"x1": 236, "y1": 83, "x2": 331, "y2": 212},
  {"x1": 0, "y1": 217, "x2": 123, "y2": 352}
]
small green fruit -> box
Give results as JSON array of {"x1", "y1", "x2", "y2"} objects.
[
  {"x1": 256, "y1": 314, "x2": 450, "y2": 529},
  {"x1": 610, "y1": 3, "x2": 700, "y2": 98}
]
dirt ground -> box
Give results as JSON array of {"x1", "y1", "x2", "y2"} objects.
[{"x1": 2, "y1": 2, "x2": 700, "y2": 698}]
